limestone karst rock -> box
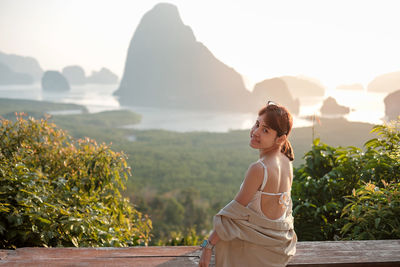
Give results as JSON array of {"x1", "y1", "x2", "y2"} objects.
[
  {"x1": 87, "y1": 68, "x2": 118, "y2": 84},
  {"x1": 320, "y1": 97, "x2": 350, "y2": 115},
  {"x1": 384, "y1": 89, "x2": 400, "y2": 120},
  {"x1": 41, "y1": 71, "x2": 70, "y2": 92},
  {"x1": 0, "y1": 62, "x2": 33, "y2": 85},
  {"x1": 114, "y1": 3, "x2": 251, "y2": 111},
  {"x1": 62, "y1": 65, "x2": 86, "y2": 85},
  {"x1": 252, "y1": 78, "x2": 300, "y2": 115},
  {"x1": 368, "y1": 71, "x2": 400, "y2": 93},
  {"x1": 0, "y1": 51, "x2": 43, "y2": 82},
  {"x1": 279, "y1": 76, "x2": 325, "y2": 98}
]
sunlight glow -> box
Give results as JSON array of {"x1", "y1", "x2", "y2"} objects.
[{"x1": 1, "y1": 0, "x2": 399, "y2": 89}]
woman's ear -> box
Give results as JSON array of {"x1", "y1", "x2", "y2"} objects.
[{"x1": 275, "y1": 134, "x2": 287, "y2": 145}]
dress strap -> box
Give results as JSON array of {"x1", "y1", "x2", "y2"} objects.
[
  {"x1": 257, "y1": 160, "x2": 268, "y2": 191},
  {"x1": 260, "y1": 191, "x2": 291, "y2": 207},
  {"x1": 257, "y1": 159, "x2": 291, "y2": 208}
]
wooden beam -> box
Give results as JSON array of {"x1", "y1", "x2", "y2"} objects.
[{"x1": 0, "y1": 240, "x2": 399, "y2": 266}]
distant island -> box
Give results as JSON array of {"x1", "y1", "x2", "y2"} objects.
[
  {"x1": 0, "y1": 50, "x2": 118, "y2": 86},
  {"x1": 252, "y1": 78, "x2": 299, "y2": 115},
  {"x1": 114, "y1": 3, "x2": 252, "y2": 112},
  {"x1": 0, "y1": 51, "x2": 43, "y2": 84},
  {"x1": 62, "y1": 65, "x2": 119, "y2": 85},
  {"x1": 86, "y1": 68, "x2": 119, "y2": 84},
  {"x1": 278, "y1": 75, "x2": 325, "y2": 98},
  {"x1": 320, "y1": 97, "x2": 350, "y2": 115},
  {"x1": 0, "y1": 62, "x2": 33, "y2": 85},
  {"x1": 62, "y1": 66, "x2": 86, "y2": 85},
  {"x1": 367, "y1": 71, "x2": 400, "y2": 93},
  {"x1": 114, "y1": 3, "x2": 328, "y2": 113},
  {"x1": 384, "y1": 89, "x2": 400, "y2": 120},
  {"x1": 41, "y1": 71, "x2": 70, "y2": 92}
]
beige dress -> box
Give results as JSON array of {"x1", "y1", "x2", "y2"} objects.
[{"x1": 213, "y1": 160, "x2": 297, "y2": 267}]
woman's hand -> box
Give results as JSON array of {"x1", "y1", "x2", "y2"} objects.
[{"x1": 199, "y1": 248, "x2": 212, "y2": 267}]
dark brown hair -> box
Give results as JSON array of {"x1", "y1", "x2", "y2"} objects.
[{"x1": 258, "y1": 103, "x2": 294, "y2": 161}]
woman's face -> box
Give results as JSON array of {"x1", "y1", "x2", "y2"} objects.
[{"x1": 249, "y1": 113, "x2": 279, "y2": 150}]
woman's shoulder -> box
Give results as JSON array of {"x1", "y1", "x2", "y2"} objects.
[
  {"x1": 243, "y1": 161, "x2": 265, "y2": 183},
  {"x1": 247, "y1": 160, "x2": 265, "y2": 174},
  {"x1": 263, "y1": 155, "x2": 291, "y2": 179},
  {"x1": 265, "y1": 153, "x2": 292, "y2": 168}
]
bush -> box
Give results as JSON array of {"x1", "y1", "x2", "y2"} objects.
[
  {"x1": 341, "y1": 181, "x2": 400, "y2": 239},
  {"x1": 135, "y1": 187, "x2": 209, "y2": 245},
  {"x1": 292, "y1": 139, "x2": 363, "y2": 240},
  {"x1": 292, "y1": 119, "x2": 400, "y2": 241},
  {"x1": 157, "y1": 227, "x2": 205, "y2": 246},
  {"x1": 0, "y1": 114, "x2": 152, "y2": 248}
]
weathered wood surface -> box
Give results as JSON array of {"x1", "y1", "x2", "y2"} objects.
[
  {"x1": 289, "y1": 240, "x2": 400, "y2": 267},
  {"x1": 1, "y1": 240, "x2": 399, "y2": 266},
  {"x1": 0, "y1": 246, "x2": 202, "y2": 267}
]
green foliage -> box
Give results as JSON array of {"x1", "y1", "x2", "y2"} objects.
[
  {"x1": 157, "y1": 227, "x2": 205, "y2": 246},
  {"x1": 104, "y1": 128, "x2": 255, "y2": 245},
  {"x1": 52, "y1": 110, "x2": 141, "y2": 129},
  {"x1": 361, "y1": 122, "x2": 400, "y2": 185},
  {"x1": 341, "y1": 181, "x2": 400, "y2": 240},
  {"x1": 292, "y1": 139, "x2": 362, "y2": 240},
  {"x1": 292, "y1": 119, "x2": 400, "y2": 241},
  {"x1": 0, "y1": 115, "x2": 151, "y2": 248},
  {"x1": 135, "y1": 187, "x2": 210, "y2": 245},
  {"x1": 0, "y1": 98, "x2": 87, "y2": 118},
  {"x1": 2, "y1": 98, "x2": 395, "y2": 244}
]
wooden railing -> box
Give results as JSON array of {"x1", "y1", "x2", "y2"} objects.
[{"x1": 1, "y1": 240, "x2": 399, "y2": 266}]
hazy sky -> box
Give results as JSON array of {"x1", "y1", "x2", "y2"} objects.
[{"x1": 1, "y1": 0, "x2": 399, "y2": 89}]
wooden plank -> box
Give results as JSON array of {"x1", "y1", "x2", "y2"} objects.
[
  {"x1": 0, "y1": 246, "x2": 203, "y2": 267},
  {"x1": 289, "y1": 240, "x2": 400, "y2": 266},
  {"x1": 0, "y1": 240, "x2": 399, "y2": 266}
]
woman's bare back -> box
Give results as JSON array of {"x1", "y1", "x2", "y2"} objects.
[{"x1": 259, "y1": 153, "x2": 293, "y2": 220}]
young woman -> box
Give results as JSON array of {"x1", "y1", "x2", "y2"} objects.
[{"x1": 199, "y1": 101, "x2": 297, "y2": 267}]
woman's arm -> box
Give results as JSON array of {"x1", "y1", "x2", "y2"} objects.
[
  {"x1": 208, "y1": 162, "x2": 263, "y2": 246},
  {"x1": 199, "y1": 162, "x2": 263, "y2": 267},
  {"x1": 234, "y1": 162, "x2": 264, "y2": 206},
  {"x1": 199, "y1": 230, "x2": 219, "y2": 267},
  {"x1": 208, "y1": 229, "x2": 220, "y2": 245}
]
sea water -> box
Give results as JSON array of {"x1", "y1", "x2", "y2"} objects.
[{"x1": 0, "y1": 84, "x2": 388, "y2": 132}]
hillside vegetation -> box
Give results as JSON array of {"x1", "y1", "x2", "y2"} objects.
[
  {"x1": 0, "y1": 115, "x2": 151, "y2": 248},
  {"x1": 1, "y1": 98, "x2": 398, "y2": 245}
]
